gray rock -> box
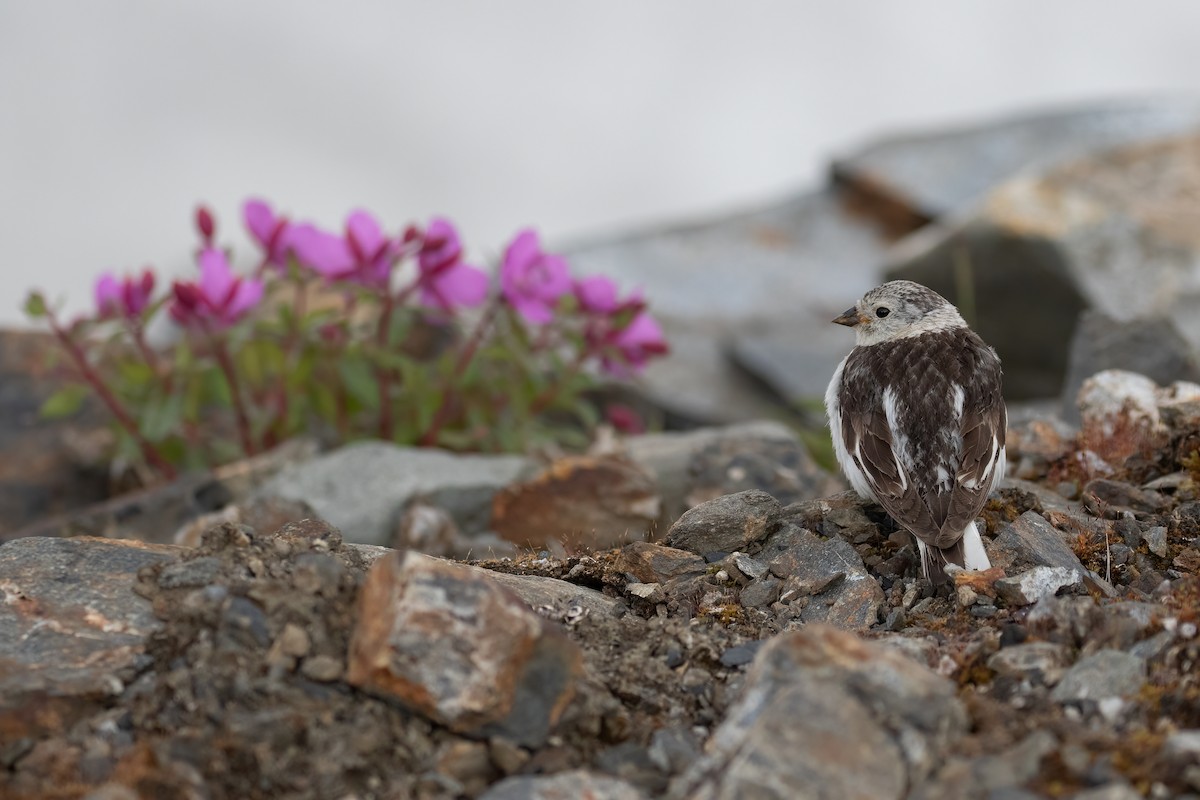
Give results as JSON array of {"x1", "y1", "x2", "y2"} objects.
[
  {"x1": 913, "y1": 730, "x2": 1058, "y2": 799},
  {"x1": 771, "y1": 530, "x2": 884, "y2": 632},
  {"x1": 738, "y1": 576, "x2": 783, "y2": 608},
  {"x1": 566, "y1": 188, "x2": 887, "y2": 424},
  {"x1": 989, "y1": 511, "x2": 1116, "y2": 597},
  {"x1": 346, "y1": 551, "x2": 582, "y2": 747},
  {"x1": 1050, "y1": 649, "x2": 1146, "y2": 703},
  {"x1": 994, "y1": 565, "x2": 1082, "y2": 606},
  {"x1": 156, "y1": 555, "x2": 222, "y2": 589},
  {"x1": 255, "y1": 441, "x2": 530, "y2": 545},
  {"x1": 624, "y1": 420, "x2": 820, "y2": 524},
  {"x1": 673, "y1": 625, "x2": 966, "y2": 800},
  {"x1": 683, "y1": 434, "x2": 844, "y2": 510},
  {"x1": 0, "y1": 536, "x2": 181, "y2": 737},
  {"x1": 834, "y1": 99, "x2": 1200, "y2": 222},
  {"x1": 1142, "y1": 525, "x2": 1169, "y2": 559},
  {"x1": 481, "y1": 770, "x2": 647, "y2": 800},
  {"x1": 987, "y1": 642, "x2": 1074, "y2": 685},
  {"x1": 726, "y1": 333, "x2": 853, "y2": 406},
  {"x1": 1070, "y1": 781, "x2": 1144, "y2": 800},
  {"x1": 664, "y1": 490, "x2": 781, "y2": 556},
  {"x1": 885, "y1": 133, "x2": 1200, "y2": 399},
  {"x1": 1061, "y1": 311, "x2": 1200, "y2": 423},
  {"x1": 1166, "y1": 730, "x2": 1200, "y2": 758}
]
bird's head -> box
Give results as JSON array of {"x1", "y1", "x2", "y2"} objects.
[{"x1": 832, "y1": 280, "x2": 966, "y2": 346}]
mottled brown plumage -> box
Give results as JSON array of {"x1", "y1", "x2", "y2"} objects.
[{"x1": 826, "y1": 281, "x2": 1007, "y2": 583}]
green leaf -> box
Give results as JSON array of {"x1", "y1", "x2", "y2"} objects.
[
  {"x1": 23, "y1": 292, "x2": 47, "y2": 318},
  {"x1": 338, "y1": 357, "x2": 379, "y2": 410},
  {"x1": 140, "y1": 391, "x2": 185, "y2": 442},
  {"x1": 39, "y1": 385, "x2": 88, "y2": 419},
  {"x1": 115, "y1": 359, "x2": 156, "y2": 387}
]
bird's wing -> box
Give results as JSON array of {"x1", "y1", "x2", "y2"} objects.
[
  {"x1": 941, "y1": 365, "x2": 1007, "y2": 539},
  {"x1": 842, "y1": 401, "x2": 943, "y2": 544},
  {"x1": 842, "y1": 357, "x2": 1006, "y2": 551}
]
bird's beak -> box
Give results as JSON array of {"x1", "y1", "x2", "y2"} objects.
[{"x1": 832, "y1": 307, "x2": 868, "y2": 327}]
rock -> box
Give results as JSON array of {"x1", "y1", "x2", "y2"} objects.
[
  {"x1": 174, "y1": 493, "x2": 317, "y2": 548},
  {"x1": 718, "y1": 641, "x2": 763, "y2": 668},
  {"x1": 480, "y1": 770, "x2": 647, "y2": 800},
  {"x1": 491, "y1": 455, "x2": 661, "y2": 551},
  {"x1": 884, "y1": 134, "x2": 1200, "y2": 399},
  {"x1": 726, "y1": 334, "x2": 852, "y2": 407},
  {"x1": 834, "y1": 100, "x2": 1200, "y2": 224},
  {"x1": 612, "y1": 541, "x2": 706, "y2": 584},
  {"x1": 994, "y1": 566, "x2": 1082, "y2": 606},
  {"x1": 1142, "y1": 526, "x2": 1169, "y2": 558},
  {"x1": 771, "y1": 529, "x2": 884, "y2": 632},
  {"x1": 624, "y1": 420, "x2": 820, "y2": 524},
  {"x1": 1083, "y1": 478, "x2": 1169, "y2": 515},
  {"x1": 988, "y1": 511, "x2": 1116, "y2": 597},
  {"x1": 664, "y1": 490, "x2": 780, "y2": 556},
  {"x1": 255, "y1": 441, "x2": 530, "y2": 545},
  {"x1": 346, "y1": 551, "x2": 582, "y2": 747},
  {"x1": 393, "y1": 502, "x2": 460, "y2": 556},
  {"x1": 1070, "y1": 783, "x2": 1144, "y2": 800},
  {"x1": 1165, "y1": 730, "x2": 1200, "y2": 758},
  {"x1": 565, "y1": 188, "x2": 886, "y2": 424},
  {"x1": 913, "y1": 730, "x2": 1058, "y2": 799},
  {"x1": 738, "y1": 576, "x2": 782, "y2": 608},
  {"x1": 1049, "y1": 649, "x2": 1146, "y2": 703},
  {"x1": 1061, "y1": 311, "x2": 1200, "y2": 423},
  {"x1": 778, "y1": 490, "x2": 882, "y2": 546},
  {"x1": 1078, "y1": 370, "x2": 1170, "y2": 446},
  {"x1": 0, "y1": 536, "x2": 180, "y2": 737},
  {"x1": 681, "y1": 433, "x2": 844, "y2": 508},
  {"x1": 346, "y1": 542, "x2": 623, "y2": 620},
  {"x1": 673, "y1": 625, "x2": 966, "y2": 800},
  {"x1": 987, "y1": 642, "x2": 1074, "y2": 685},
  {"x1": 0, "y1": 329, "x2": 114, "y2": 538}
]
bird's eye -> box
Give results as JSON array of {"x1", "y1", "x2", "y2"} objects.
[{"x1": 875, "y1": 307, "x2": 890, "y2": 318}]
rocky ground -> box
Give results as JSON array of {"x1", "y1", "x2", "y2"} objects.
[{"x1": 2, "y1": 370, "x2": 1200, "y2": 799}]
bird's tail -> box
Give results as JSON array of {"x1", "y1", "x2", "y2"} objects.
[{"x1": 919, "y1": 522, "x2": 992, "y2": 585}]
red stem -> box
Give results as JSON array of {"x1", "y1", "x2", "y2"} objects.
[
  {"x1": 418, "y1": 298, "x2": 500, "y2": 447},
  {"x1": 47, "y1": 314, "x2": 177, "y2": 480},
  {"x1": 376, "y1": 292, "x2": 397, "y2": 440},
  {"x1": 211, "y1": 337, "x2": 257, "y2": 457},
  {"x1": 529, "y1": 350, "x2": 587, "y2": 416}
]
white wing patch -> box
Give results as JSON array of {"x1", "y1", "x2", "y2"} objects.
[
  {"x1": 826, "y1": 356, "x2": 877, "y2": 501},
  {"x1": 882, "y1": 386, "x2": 912, "y2": 491},
  {"x1": 950, "y1": 384, "x2": 965, "y2": 419}
]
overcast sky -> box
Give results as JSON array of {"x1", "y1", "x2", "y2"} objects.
[{"x1": 3, "y1": 1, "x2": 1200, "y2": 323}]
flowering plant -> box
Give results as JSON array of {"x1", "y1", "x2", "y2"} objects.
[{"x1": 24, "y1": 200, "x2": 668, "y2": 481}]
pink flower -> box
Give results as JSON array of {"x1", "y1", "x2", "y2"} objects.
[
  {"x1": 289, "y1": 209, "x2": 397, "y2": 289},
  {"x1": 574, "y1": 275, "x2": 619, "y2": 314},
  {"x1": 500, "y1": 229, "x2": 571, "y2": 324},
  {"x1": 416, "y1": 218, "x2": 488, "y2": 311},
  {"x1": 601, "y1": 312, "x2": 669, "y2": 376},
  {"x1": 243, "y1": 199, "x2": 293, "y2": 268},
  {"x1": 196, "y1": 206, "x2": 216, "y2": 246},
  {"x1": 95, "y1": 269, "x2": 156, "y2": 320},
  {"x1": 170, "y1": 248, "x2": 264, "y2": 329}
]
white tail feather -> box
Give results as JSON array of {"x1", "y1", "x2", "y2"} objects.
[{"x1": 961, "y1": 521, "x2": 991, "y2": 571}]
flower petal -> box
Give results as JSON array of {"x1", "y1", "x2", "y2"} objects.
[
  {"x1": 198, "y1": 248, "x2": 236, "y2": 306},
  {"x1": 575, "y1": 275, "x2": 619, "y2": 314},
  {"x1": 243, "y1": 199, "x2": 276, "y2": 246}
]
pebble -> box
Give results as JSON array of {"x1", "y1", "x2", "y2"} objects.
[{"x1": 301, "y1": 655, "x2": 343, "y2": 682}]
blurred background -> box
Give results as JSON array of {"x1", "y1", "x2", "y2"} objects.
[{"x1": 4, "y1": 0, "x2": 1200, "y2": 326}]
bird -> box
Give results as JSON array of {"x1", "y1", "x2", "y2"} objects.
[{"x1": 824, "y1": 280, "x2": 1006, "y2": 585}]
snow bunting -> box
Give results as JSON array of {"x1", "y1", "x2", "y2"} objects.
[{"x1": 825, "y1": 280, "x2": 1006, "y2": 584}]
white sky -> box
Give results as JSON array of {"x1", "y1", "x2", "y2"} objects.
[{"x1": 3, "y1": 1, "x2": 1200, "y2": 323}]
